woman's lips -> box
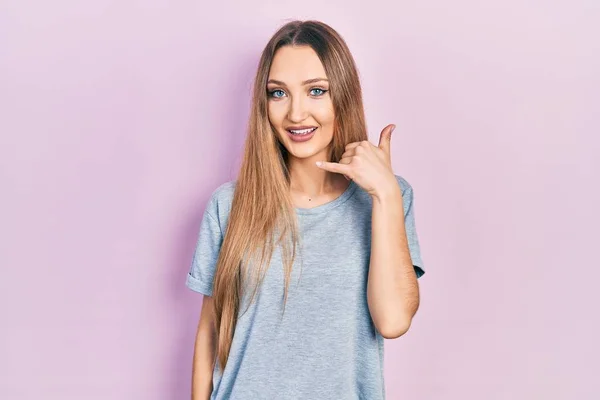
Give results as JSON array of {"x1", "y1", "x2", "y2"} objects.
[{"x1": 286, "y1": 127, "x2": 317, "y2": 142}]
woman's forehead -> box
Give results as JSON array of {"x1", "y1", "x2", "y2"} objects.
[{"x1": 268, "y1": 46, "x2": 327, "y2": 84}]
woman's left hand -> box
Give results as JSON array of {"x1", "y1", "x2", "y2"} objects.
[{"x1": 316, "y1": 124, "x2": 399, "y2": 199}]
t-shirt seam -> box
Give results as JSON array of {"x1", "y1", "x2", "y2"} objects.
[
  {"x1": 295, "y1": 181, "x2": 359, "y2": 215},
  {"x1": 206, "y1": 209, "x2": 223, "y2": 235}
]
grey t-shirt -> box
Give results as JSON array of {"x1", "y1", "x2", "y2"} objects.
[{"x1": 186, "y1": 174, "x2": 425, "y2": 400}]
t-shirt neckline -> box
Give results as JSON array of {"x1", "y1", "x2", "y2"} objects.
[{"x1": 294, "y1": 179, "x2": 358, "y2": 215}]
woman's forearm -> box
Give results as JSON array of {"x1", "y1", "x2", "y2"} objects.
[
  {"x1": 367, "y1": 185, "x2": 420, "y2": 339},
  {"x1": 192, "y1": 296, "x2": 216, "y2": 400}
]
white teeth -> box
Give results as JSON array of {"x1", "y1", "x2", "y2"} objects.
[{"x1": 289, "y1": 127, "x2": 316, "y2": 135}]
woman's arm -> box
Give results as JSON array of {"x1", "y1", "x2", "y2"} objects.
[
  {"x1": 367, "y1": 185, "x2": 420, "y2": 339},
  {"x1": 315, "y1": 125, "x2": 420, "y2": 339},
  {"x1": 192, "y1": 295, "x2": 216, "y2": 400}
]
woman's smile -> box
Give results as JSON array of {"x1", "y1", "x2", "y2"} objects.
[{"x1": 286, "y1": 127, "x2": 318, "y2": 142}]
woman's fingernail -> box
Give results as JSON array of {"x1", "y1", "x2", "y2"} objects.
[{"x1": 316, "y1": 161, "x2": 322, "y2": 167}]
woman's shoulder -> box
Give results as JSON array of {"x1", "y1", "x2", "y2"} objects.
[
  {"x1": 210, "y1": 179, "x2": 237, "y2": 202},
  {"x1": 202, "y1": 180, "x2": 237, "y2": 223},
  {"x1": 393, "y1": 173, "x2": 413, "y2": 195},
  {"x1": 209, "y1": 179, "x2": 237, "y2": 208}
]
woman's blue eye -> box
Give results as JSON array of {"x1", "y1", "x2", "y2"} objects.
[
  {"x1": 268, "y1": 88, "x2": 328, "y2": 98},
  {"x1": 269, "y1": 89, "x2": 285, "y2": 98},
  {"x1": 310, "y1": 88, "x2": 327, "y2": 96}
]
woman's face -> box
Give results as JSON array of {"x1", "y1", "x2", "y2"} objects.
[{"x1": 267, "y1": 45, "x2": 335, "y2": 162}]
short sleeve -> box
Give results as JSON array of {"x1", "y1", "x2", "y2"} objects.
[
  {"x1": 185, "y1": 195, "x2": 224, "y2": 296},
  {"x1": 402, "y1": 184, "x2": 425, "y2": 278}
]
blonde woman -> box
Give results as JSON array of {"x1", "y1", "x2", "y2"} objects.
[{"x1": 186, "y1": 20, "x2": 425, "y2": 400}]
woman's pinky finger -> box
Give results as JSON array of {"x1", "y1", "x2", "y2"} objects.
[{"x1": 315, "y1": 161, "x2": 349, "y2": 176}]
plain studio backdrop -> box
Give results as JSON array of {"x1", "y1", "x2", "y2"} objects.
[{"x1": 1, "y1": 1, "x2": 598, "y2": 399}]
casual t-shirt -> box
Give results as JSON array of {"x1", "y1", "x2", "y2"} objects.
[{"x1": 186, "y1": 174, "x2": 425, "y2": 400}]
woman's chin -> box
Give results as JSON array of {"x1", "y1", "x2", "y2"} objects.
[{"x1": 285, "y1": 146, "x2": 329, "y2": 162}]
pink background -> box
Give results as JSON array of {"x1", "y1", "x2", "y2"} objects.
[{"x1": 1, "y1": 1, "x2": 598, "y2": 399}]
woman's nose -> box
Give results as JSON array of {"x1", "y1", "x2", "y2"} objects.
[{"x1": 287, "y1": 95, "x2": 308, "y2": 122}]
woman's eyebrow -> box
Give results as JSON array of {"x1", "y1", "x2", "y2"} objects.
[{"x1": 267, "y1": 78, "x2": 329, "y2": 86}]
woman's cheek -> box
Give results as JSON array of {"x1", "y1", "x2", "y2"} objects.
[{"x1": 268, "y1": 103, "x2": 286, "y2": 125}]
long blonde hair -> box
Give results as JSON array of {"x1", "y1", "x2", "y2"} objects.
[{"x1": 211, "y1": 20, "x2": 369, "y2": 370}]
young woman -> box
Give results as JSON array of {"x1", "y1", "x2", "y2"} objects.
[{"x1": 186, "y1": 20, "x2": 425, "y2": 400}]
